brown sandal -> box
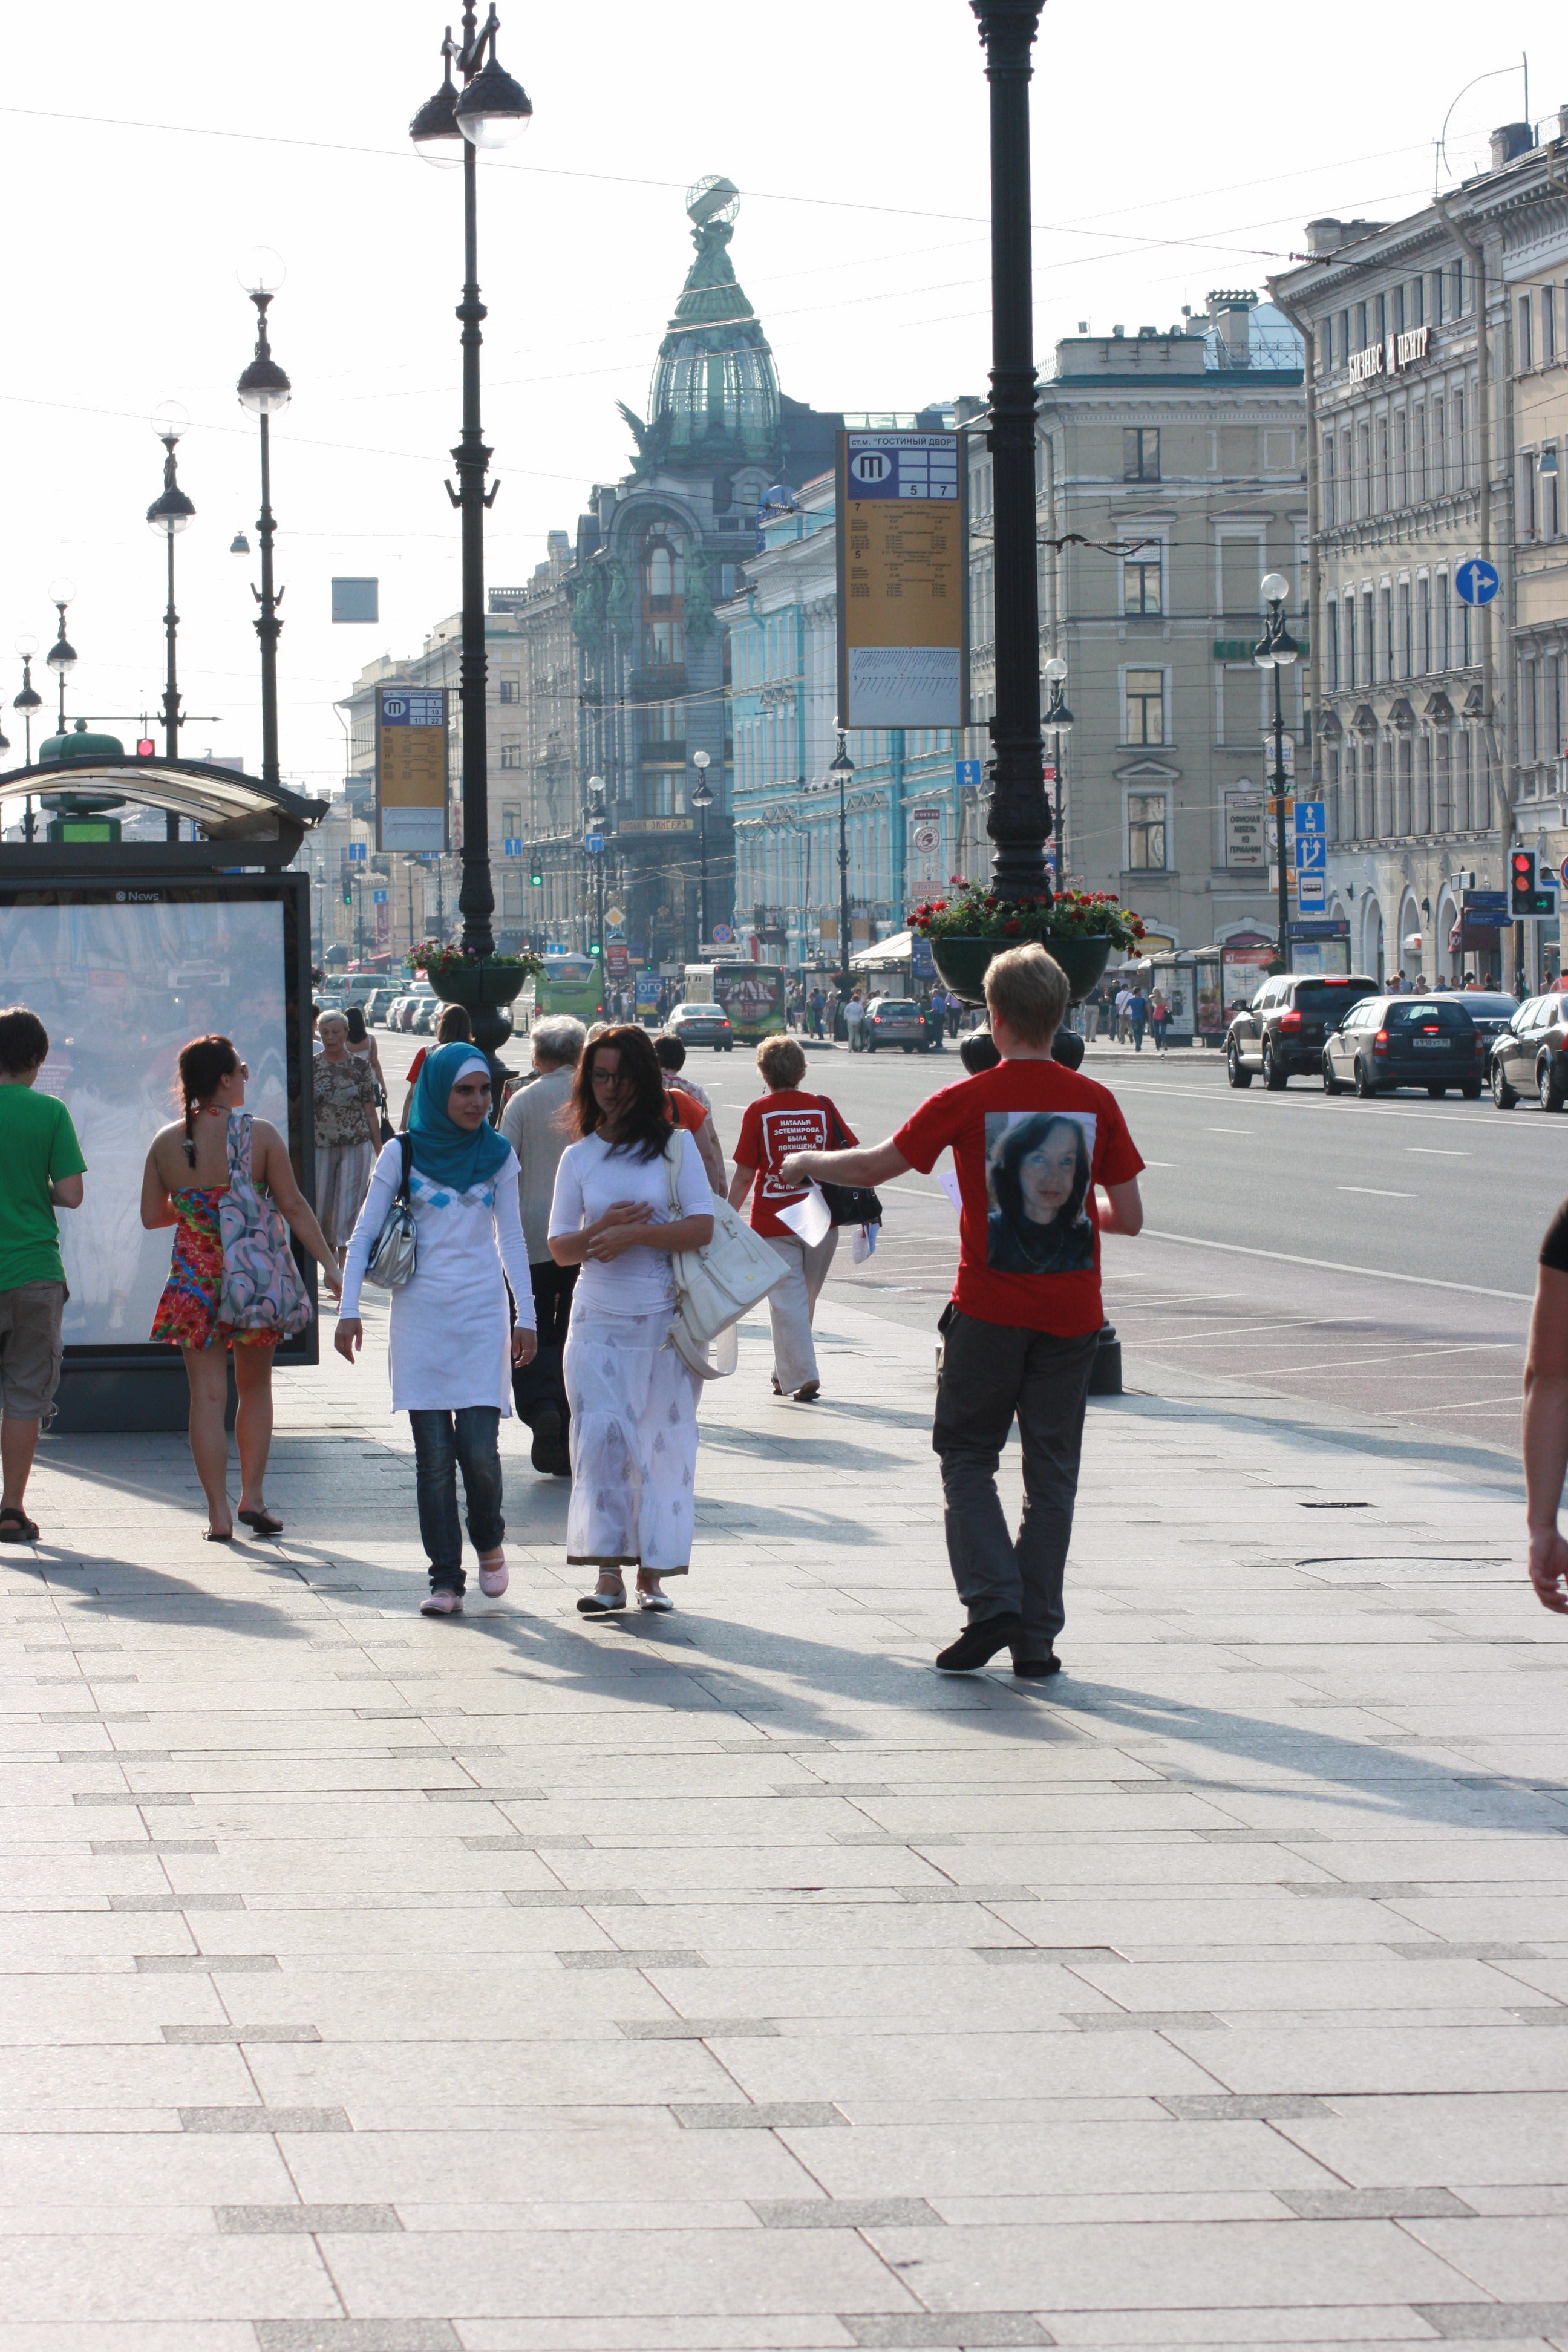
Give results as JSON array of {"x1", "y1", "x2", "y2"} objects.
[{"x1": 0, "y1": 1507, "x2": 39, "y2": 1543}]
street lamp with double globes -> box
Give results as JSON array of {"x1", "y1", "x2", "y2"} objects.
[
  {"x1": 146, "y1": 402, "x2": 195, "y2": 768},
  {"x1": 690, "y1": 750, "x2": 714, "y2": 953},
  {"x1": 45, "y1": 580, "x2": 77, "y2": 737},
  {"x1": 586, "y1": 773, "x2": 607, "y2": 970},
  {"x1": 12, "y1": 633, "x2": 44, "y2": 843},
  {"x1": 1042, "y1": 655, "x2": 1074, "y2": 888},
  {"x1": 409, "y1": 2, "x2": 532, "y2": 999},
  {"x1": 236, "y1": 247, "x2": 291, "y2": 792},
  {"x1": 1254, "y1": 570, "x2": 1300, "y2": 967},
  {"x1": 829, "y1": 728, "x2": 855, "y2": 1014}
]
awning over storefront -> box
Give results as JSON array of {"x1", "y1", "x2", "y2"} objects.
[{"x1": 849, "y1": 929, "x2": 915, "y2": 970}]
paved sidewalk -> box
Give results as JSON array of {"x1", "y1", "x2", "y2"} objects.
[{"x1": 5, "y1": 1291, "x2": 1568, "y2": 2350}]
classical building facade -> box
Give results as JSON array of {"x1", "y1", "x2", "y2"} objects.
[
  {"x1": 566, "y1": 177, "x2": 841, "y2": 969},
  {"x1": 1273, "y1": 116, "x2": 1568, "y2": 987},
  {"x1": 1033, "y1": 296, "x2": 1307, "y2": 956}
]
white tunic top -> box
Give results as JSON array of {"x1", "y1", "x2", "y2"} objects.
[
  {"x1": 339, "y1": 1138, "x2": 534, "y2": 1413},
  {"x1": 549, "y1": 1129, "x2": 711, "y2": 1315}
]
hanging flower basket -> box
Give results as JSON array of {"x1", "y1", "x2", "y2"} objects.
[
  {"x1": 910, "y1": 884, "x2": 1145, "y2": 1007},
  {"x1": 411, "y1": 941, "x2": 542, "y2": 1010}
]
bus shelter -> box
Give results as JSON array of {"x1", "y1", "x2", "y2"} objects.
[{"x1": 0, "y1": 743, "x2": 322, "y2": 1432}]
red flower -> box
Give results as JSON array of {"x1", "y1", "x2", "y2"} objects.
[{"x1": 1003, "y1": 918, "x2": 1020, "y2": 935}]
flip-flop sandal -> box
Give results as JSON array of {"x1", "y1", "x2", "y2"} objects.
[
  {"x1": 0, "y1": 1508, "x2": 39, "y2": 1543},
  {"x1": 237, "y1": 1508, "x2": 284, "y2": 1536}
]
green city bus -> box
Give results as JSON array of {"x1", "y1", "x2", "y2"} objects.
[
  {"x1": 682, "y1": 961, "x2": 786, "y2": 1044},
  {"x1": 518, "y1": 951, "x2": 605, "y2": 1034}
]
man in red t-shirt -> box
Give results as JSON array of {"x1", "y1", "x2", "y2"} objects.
[{"x1": 780, "y1": 944, "x2": 1144, "y2": 1677}]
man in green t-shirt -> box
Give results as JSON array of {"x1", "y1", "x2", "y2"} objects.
[{"x1": 0, "y1": 1007, "x2": 87, "y2": 1543}]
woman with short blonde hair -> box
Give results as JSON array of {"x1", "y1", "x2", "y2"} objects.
[{"x1": 727, "y1": 1034, "x2": 858, "y2": 1403}]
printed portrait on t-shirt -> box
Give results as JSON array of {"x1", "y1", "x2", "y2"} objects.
[{"x1": 984, "y1": 1109, "x2": 1096, "y2": 1273}]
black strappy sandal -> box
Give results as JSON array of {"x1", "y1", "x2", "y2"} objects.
[{"x1": 237, "y1": 1508, "x2": 284, "y2": 1536}]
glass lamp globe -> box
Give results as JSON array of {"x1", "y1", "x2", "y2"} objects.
[
  {"x1": 1043, "y1": 656, "x2": 1068, "y2": 684},
  {"x1": 454, "y1": 56, "x2": 533, "y2": 148},
  {"x1": 237, "y1": 246, "x2": 286, "y2": 298},
  {"x1": 410, "y1": 73, "x2": 463, "y2": 166},
  {"x1": 151, "y1": 399, "x2": 189, "y2": 445},
  {"x1": 1259, "y1": 570, "x2": 1290, "y2": 604},
  {"x1": 14, "y1": 633, "x2": 36, "y2": 659},
  {"x1": 47, "y1": 577, "x2": 76, "y2": 609}
]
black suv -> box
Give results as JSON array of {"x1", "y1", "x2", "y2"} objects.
[{"x1": 1226, "y1": 973, "x2": 1379, "y2": 1089}]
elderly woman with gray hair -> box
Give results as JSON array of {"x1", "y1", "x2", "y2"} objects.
[{"x1": 312, "y1": 1010, "x2": 382, "y2": 1263}]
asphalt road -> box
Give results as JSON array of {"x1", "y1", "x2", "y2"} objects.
[{"x1": 376, "y1": 1025, "x2": 1567, "y2": 1453}]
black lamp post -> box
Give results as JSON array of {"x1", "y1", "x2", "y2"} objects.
[
  {"x1": 236, "y1": 248, "x2": 291, "y2": 792},
  {"x1": 1042, "y1": 655, "x2": 1073, "y2": 890},
  {"x1": 45, "y1": 581, "x2": 77, "y2": 738},
  {"x1": 690, "y1": 750, "x2": 713, "y2": 952},
  {"x1": 1254, "y1": 572, "x2": 1299, "y2": 966},
  {"x1": 586, "y1": 771, "x2": 607, "y2": 973},
  {"x1": 13, "y1": 634, "x2": 44, "y2": 843},
  {"x1": 970, "y1": 0, "x2": 1050, "y2": 904},
  {"x1": 147, "y1": 406, "x2": 195, "y2": 844},
  {"x1": 831, "y1": 728, "x2": 854, "y2": 1011},
  {"x1": 410, "y1": 2, "x2": 532, "y2": 999}
]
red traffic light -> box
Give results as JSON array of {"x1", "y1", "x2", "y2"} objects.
[{"x1": 136, "y1": 737, "x2": 156, "y2": 759}]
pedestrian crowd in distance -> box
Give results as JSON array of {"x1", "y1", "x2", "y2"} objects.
[{"x1": 5, "y1": 945, "x2": 1568, "y2": 1648}]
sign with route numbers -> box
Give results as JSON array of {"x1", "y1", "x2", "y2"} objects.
[
  {"x1": 837, "y1": 430, "x2": 969, "y2": 730},
  {"x1": 376, "y1": 686, "x2": 448, "y2": 855}
]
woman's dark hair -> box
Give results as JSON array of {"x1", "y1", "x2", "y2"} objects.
[
  {"x1": 177, "y1": 1034, "x2": 240, "y2": 1160},
  {"x1": 0, "y1": 1005, "x2": 49, "y2": 1076},
  {"x1": 570, "y1": 1023, "x2": 670, "y2": 1160},
  {"x1": 989, "y1": 1113, "x2": 1091, "y2": 1235},
  {"x1": 436, "y1": 1004, "x2": 472, "y2": 1044},
  {"x1": 344, "y1": 1004, "x2": 368, "y2": 1044}
]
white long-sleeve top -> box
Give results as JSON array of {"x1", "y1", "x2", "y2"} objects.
[{"x1": 339, "y1": 1138, "x2": 534, "y2": 1413}]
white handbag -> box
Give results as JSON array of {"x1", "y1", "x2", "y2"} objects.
[{"x1": 662, "y1": 1134, "x2": 786, "y2": 1380}]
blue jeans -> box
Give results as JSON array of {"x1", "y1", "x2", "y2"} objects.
[{"x1": 408, "y1": 1407, "x2": 504, "y2": 1593}]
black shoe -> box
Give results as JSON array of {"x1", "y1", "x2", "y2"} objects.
[
  {"x1": 1012, "y1": 1651, "x2": 1062, "y2": 1679},
  {"x1": 531, "y1": 1410, "x2": 570, "y2": 1475},
  {"x1": 935, "y1": 1613, "x2": 1023, "y2": 1672}
]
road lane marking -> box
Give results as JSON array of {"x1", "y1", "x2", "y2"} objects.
[
  {"x1": 1338, "y1": 1186, "x2": 1416, "y2": 1198},
  {"x1": 1136, "y1": 1229, "x2": 1532, "y2": 1302},
  {"x1": 1207, "y1": 1127, "x2": 1250, "y2": 1135},
  {"x1": 1406, "y1": 1148, "x2": 1472, "y2": 1157}
]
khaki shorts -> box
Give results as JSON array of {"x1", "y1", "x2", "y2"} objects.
[{"x1": 0, "y1": 1281, "x2": 66, "y2": 1419}]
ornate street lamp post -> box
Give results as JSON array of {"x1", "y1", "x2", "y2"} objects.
[
  {"x1": 970, "y1": 0, "x2": 1050, "y2": 903},
  {"x1": 146, "y1": 405, "x2": 195, "y2": 844},
  {"x1": 690, "y1": 750, "x2": 713, "y2": 951},
  {"x1": 45, "y1": 581, "x2": 77, "y2": 737},
  {"x1": 1255, "y1": 572, "x2": 1300, "y2": 966},
  {"x1": 410, "y1": 4, "x2": 532, "y2": 982},
  {"x1": 13, "y1": 635, "x2": 45, "y2": 842},
  {"x1": 236, "y1": 248, "x2": 292, "y2": 792},
  {"x1": 830, "y1": 729, "x2": 854, "y2": 1013},
  {"x1": 1042, "y1": 655, "x2": 1073, "y2": 889}
]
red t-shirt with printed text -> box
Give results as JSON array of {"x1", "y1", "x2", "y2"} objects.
[
  {"x1": 893, "y1": 1060, "x2": 1143, "y2": 1335},
  {"x1": 735, "y1": 1089, "x2": 859, "y2": 1239}
]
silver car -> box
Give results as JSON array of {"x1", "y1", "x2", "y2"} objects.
[
  {"x1": 864, "y1": 996, "x2": 930, "y2": 1052},
  {"x1": 666, "y1": 1002, "x2": 734, "y2": 1052}
]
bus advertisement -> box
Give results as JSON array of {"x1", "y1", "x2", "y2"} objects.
[
  {"x1": 683, "y1": 961, "x2": 786, "y2": 1042},
  {"x1": 518, "y1": 951, "x2": 604, "y2": 1034}
]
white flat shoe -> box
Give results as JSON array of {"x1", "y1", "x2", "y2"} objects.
[
  {"x1": 477, "y1": 1555, "x2": 508, "y2": 1598},
  {"x1": 577, "y1": 1584, "x2": 627, "y2": 1616},
  {"x1": 636, "y1": 1589, "x2": 675, "y2": 1613},
  {"x1": 421, "y1": 1588, "x2": 463, "y2": 1616}
]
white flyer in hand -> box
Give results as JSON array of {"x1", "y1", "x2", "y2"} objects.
[
  {"x1": 776, "y1": 1183, "x2": 833, "y2": 1249},
  {"x1": 935, "y1": 1169, "x2": 962, "y2": 1214}
]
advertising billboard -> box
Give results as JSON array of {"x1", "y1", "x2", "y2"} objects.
[
  {"x1": 836, "y1": 430, "x2": 969, "y2": 730},
  {"x1": 376, "y1": 685, "x2": 448, "y2": 855}
]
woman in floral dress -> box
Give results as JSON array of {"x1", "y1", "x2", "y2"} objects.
[{"x1": 142, "y1": 1036, "x2": 341, "y2": 1540}]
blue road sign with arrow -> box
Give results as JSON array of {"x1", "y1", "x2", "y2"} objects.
[{"x1": 1455, "y1": 558, "x2": 1500, "y2": 606}]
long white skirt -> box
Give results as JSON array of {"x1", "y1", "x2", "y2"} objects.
[{"x1": 564, "y1": 1304, "x2": 699, "y2": 1575}]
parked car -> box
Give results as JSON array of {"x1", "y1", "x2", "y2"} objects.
[
  {"x1": 409, "y1": 998, "x2": 439, "y2": 1036},
  {"x1": 388, "y1": 988, "x2": 436, "y2": 1033},
  {"x1": 1321, "y1": 994, "x2": 1485, "y2": 1099},
  {"x1": 1452, "y1": 990, "x2": 1520, "y2": 1054},
  {"x1": 665, "y1": 1002, "x2": 734, "y2": 1051},
  {"x1": 865, "y1": 996, "x2": 933, "y2": 1053},
  {"x1": 1226, "y1": 973, "x2": 1379, "y2": 1089},
  {"x1": 360, "y1": 987, "x2": 400, "y2": 1027},
  {"x1": 1490, "y1": 994, "x2": 1568, "y2": 1111}
]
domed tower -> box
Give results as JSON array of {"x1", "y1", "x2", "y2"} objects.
[{"x1": 621, "y1": 178, "x2": 783, "y2": 475}]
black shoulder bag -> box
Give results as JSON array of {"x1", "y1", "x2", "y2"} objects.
[{"x1": 817, "y1": 1103, "x2": 883, "y2": 1228}]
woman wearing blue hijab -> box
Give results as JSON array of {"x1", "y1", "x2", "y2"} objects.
[{"x1": 337, "y1": 1045, "x2": 537, "y2": 1615}]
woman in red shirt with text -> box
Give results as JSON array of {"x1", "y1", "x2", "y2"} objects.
[
  {"x1": 779, "y1": 944, "x2": 1144, "y2": 1679},
  {"x1": 728, "y1": 1035, "x2": 857, "y2": 1403}
]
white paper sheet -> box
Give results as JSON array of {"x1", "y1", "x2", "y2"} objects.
[
  {"x1": 776, "y1": 1183, "x2": 834, "y2": 1249},
  {"x1": 935, "y1": 1169, "x2": 962, "y2": 1214}
]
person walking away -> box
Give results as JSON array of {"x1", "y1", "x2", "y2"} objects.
[
  {"x1": 547, "y1": 1024, "x2": 714, "y2": 1616},
  {"x1": 923, "y1": 993, "x2": 946, "y2": 1052},
  {"x1": 777, "y1": 944, "x2": 1144, "y2": 1676},
  {"x1": 1522, "y1": 1195, "x2": 1568, "y2": 1615},
  {"x1": 655, "y1": 1034, "x2": 725, "y2": 1191},
  {"x1": 401, "y1": 1004, "x2": 473, "y2": 1127},
  {"x1": 1080, "y1": 985, "x2": 1101, "y2": 1045},
  {"x1": 1126, "y1": 985, "x2": 1148, "y2": 1053},
  {"x1": 0, "y1": 1007, "x2": 86, "y2": 1546},
  {"x1": 809, "y1": 987, "x2": 825, "y2": 1039},
  {"x1": 344, "y1": 1005, "x2": 389, "y2": 1138},
  {"x1": 498, "y1": 1013, "x2": 586, "y2": 1477},
  {"x1": 1148, "y1": 989, "x2": 1170, "y2": 1053},
  {"x1": 1112, "y1": 983, "x2": 1131, "y2": 1042},
  {"x1": 335, "y1": 1044, "x2": 536, "y2": 1614},
  {"x1": 142, "y1": 1034, "x2": 340, "y2": 1541},
  {"x1": 314, "y1": 1012, "x2": 381, "y2": 1265},
  {"x1": 844, "y1": 991, "x2": 866, "y2": 1053},
  {"x1": 728, "y1": 1035, "x2": 856, "y2": 1403}
]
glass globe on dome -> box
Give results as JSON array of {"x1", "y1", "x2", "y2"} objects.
[
  {"x1": 454, "y1": 54, "x2": 532, "y2": 147},
  {"x1": 151, "y1": 399, "x2": 189, "y2": 445},
  {"x1": 1260, "y1": 571, "x2": 1289, "y2": 604},
  {"x1": 237, "y1": 246, "x2": 286, "y2": 298}
]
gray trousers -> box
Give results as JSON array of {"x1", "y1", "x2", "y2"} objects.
[
  {"x1": 765, "y1": 1230, "x2": 837, "y2": 1392},
  {"x1": 932, "y1": 1310, "x2": 1099, "y2": 1657}
]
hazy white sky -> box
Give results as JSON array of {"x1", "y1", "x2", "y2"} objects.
[{"x1": 0, "y1": 1, "x2": 1560, "y2": 800}]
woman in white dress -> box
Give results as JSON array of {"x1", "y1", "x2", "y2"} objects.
[
  {"x1": 335, "y1": 1043, "x2": 537, "y2": 1616},
  {"x1": 548, "y1": 1024, "x2": 714, "y2": 1616}
]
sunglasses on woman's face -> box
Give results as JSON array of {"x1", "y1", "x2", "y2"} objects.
[{"x1": 591, "y1": 1065, "x2": 629, "y2": 1087}]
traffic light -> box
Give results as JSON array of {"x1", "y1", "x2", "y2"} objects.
[
  {"x1": 341, "y1": 879, "x2": 353, "y2": 906},
  {"x1": 530, "y1": 866, "x2": 543, "y2": 887},
  {"x1": 1511, "y1": 848, "x2": 1557, "y2": 917}
]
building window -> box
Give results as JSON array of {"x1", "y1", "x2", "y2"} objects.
[
  {"x1": 1123, "y1": 555, "x2": 1162, "y2": 615},
  {"x1": 1345, "y1": 593, "x2": 1357, "y2": 690},
  {"x1": 1394, "y1": 409, "x2": 1408, "y2": 508},
  {"x1": 1546, "y1": 286, "x2": 1557, "y2": 363},
  {"x1": 1417, "y1": 573, "x2": 1431, "y2": 674},
  {"x1": 642, "y1": 770, "x2": 685, "y2": 818},
  {"x1": 1432, "y1": 396, "x2": 1446, "y2": 494},
  {"x1": 1354, "y1": 301, "x2": 1368, "y2": 347},
  {"x1": 1452, "y1": 387, "x2": 1465, "y2": 487},
  {"x1": 1327, "y1": 598, "x2": 1340, "y2": 692},
  {"x1": 1124, "y1": 669, "x2": 1165, "y2": 745},
  {"x1": 1126, "y1": 792, "x2": 1168, "y2": 871},
  {"x1": 1521, "y1": 453, "x2": 1539, "y2": 539},
  {"x1": 1413, "y1": 275, "x2": 1425, "y2": 327},
  {"x1": 1455, "y1": 256, "x2": 1466, "y2": 314},
  {"x1": 642, "y1": 699, "x2": 684, "y2": 742},
  {"x1": 1379, "y1": 584, "x2": 1394, "y2": 682},
  {"x1": 1339, "y1": 307, "x2": 1350, "y2": 362},
  {"x1": 1123, "y1": 427, "x2": 1160, "y2": 482},
  {"x1": 1393, "y1": 284, "x2": 1405, "y2": 334},
  {"x1": 644, "y1": 541, "x2": 685, "y2": 601},
  {"x1": 1436, "y1": 571, "x2": 1451, "y2": 671},
  {"x1": 643, "y1": 618, "x2": 685, "y2": 666},
  {"x1": 1520, "y1": 295, "x2": 1535, "y2": 371},
  {"x1": 498, "y1": 742, "x2": 523, "y2": 769},
  {"x1": 1374, "y1": 417, "x2": 1389, "y2": 512},
  {"x1": 1374, "y1": 292, "x2": 1387, "y2": 342},
  {"x1": 1323, "y1": 316, "x2": 1334, "y2": 370},
  {"x1": 498, "y1": 675, "x2": 521, "y2": 705}
]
